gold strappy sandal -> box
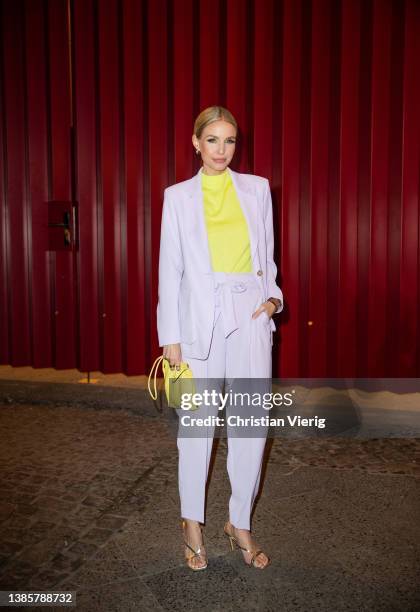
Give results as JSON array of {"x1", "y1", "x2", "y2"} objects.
[
  {"x1": 223, "y1": 521, "x2": 270, "y2": 569},
  {"x1": 182, "y1": 519, "x2": 208, "y2": 571}
]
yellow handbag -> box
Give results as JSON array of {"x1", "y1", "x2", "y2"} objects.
[{"x1": 147, "y1": 355, "x2": 198, "y2": 410}]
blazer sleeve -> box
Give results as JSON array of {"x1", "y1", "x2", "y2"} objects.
[
  {"x1": 156, "y1": 187, "x2": 184, "y2": 346},
  {"x1": 263, "y1": 178, "x2": 284, "y2": 314}
]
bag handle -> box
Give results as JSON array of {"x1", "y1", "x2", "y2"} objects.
[{"x1": 147, "y1": 355, "x2": 164, "y2": 401}]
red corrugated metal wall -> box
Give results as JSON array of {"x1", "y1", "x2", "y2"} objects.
[{"x1": 0, "y1": 0, "x2": 419, "y2": 377}]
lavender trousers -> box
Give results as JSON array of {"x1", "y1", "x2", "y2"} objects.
[{"x1": 176, "y1": 271, "x2": 272, "y2": 530}]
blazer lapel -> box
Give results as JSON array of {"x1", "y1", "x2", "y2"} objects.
[
  {"x1": 186, "y1": 168, "x2": 213, "y2": 273},
  {"x1": 186, "y1": 166, "x2": 259, "y2": 272}
]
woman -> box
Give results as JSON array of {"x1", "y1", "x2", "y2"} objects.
[{"x1": 157, "y1": 106, "x2": 284, "y2": 571}]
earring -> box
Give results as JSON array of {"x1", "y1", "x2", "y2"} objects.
[{"x1": 195, "y1": 148, "x2": 200, "y2": 155}]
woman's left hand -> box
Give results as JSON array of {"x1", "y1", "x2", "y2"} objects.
[{"x1": 252, "y1": 300, "x2": 276, "y2": 320}]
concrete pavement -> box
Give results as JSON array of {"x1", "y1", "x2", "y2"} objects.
[{"x1": 0, "y1": 368, "x2": 419, "y2": 611}]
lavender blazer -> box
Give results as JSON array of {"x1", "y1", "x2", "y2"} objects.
[{"x1": 157, "y1": 166, "x2": 284, "y2": 359}]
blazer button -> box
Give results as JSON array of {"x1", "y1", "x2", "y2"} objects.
[{"x1": 257, "y1": 270, "x2": 263, "y2": 276}]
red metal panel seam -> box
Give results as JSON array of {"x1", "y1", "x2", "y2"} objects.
[
  {"x1": 329, "y1": 0, "x2": 344, "y2": 376},
  {"x1": 356, "y1": 0, "x2": 373, "y2": 377},
  {"x1": 98, "y1": 0, "x2": 123, "y2": 372},
  {"x1": 338, "y1": 0, "x2": 360, "y2": 377},
  {"x1": 219, "y1": 0, "x2": 227, "y2": 107},
  {"x1": 93, "y1": 0, "x2": 105, "y2": 372},
  {"x1": 199, "y1": 1, "x2": 222, "y2": 110},
  {"x1": 0, "y1": 3, "x2": 11, "y2": 363},
  {"x1": 281, "y1": 0, "x2": 302, "y2": 377},
  {"x1": 167, "y1": 0, "x2": 175, "y2": 188},
  {"x1": 21, "y1": 2, "x2": 34, "y2": 365},
  {"x1": 226, "y1": 0, "x2": 249, "y2": 173},
  {"x1": 400, "y1": 0, "x2": 420, "y2": 376},
  {"x1": 173, "y1": 0, "x2": 194, "y2": 183},
  {"x1": 271, "y1": 0, "x2": 284, "y2": 376},
  {"x1": 117, "y1": 0, "x2": 128, "y2": 373},
  {"x1": 69, "y1": 0, "x2": 81, "y2": 370},
  {"x1": 253, "y1": 0, "x2": 274, "y2": 183},
  {"x1": 368, "y1": 0, "x2": 392, "y2": 376},
  {"x1": 142, "y1": 0, "x2": 151, "y2": 369},
  {"x1": 43, "y1": 0, "x2": 57, "y2": 367},
  {"x1": 298, "y1": 0, "x2": 312, "y2": 377},
  {"x1": 148, "y1": 0, "x2": 169, "y2": 366},
  {"x1": 253, "y1": 0, "x2": 278, "y2": 367},
  {"x1": 386, "y1": 0, "x2": 405, "y2": 376},
  {"x1": 123, "y1": 0, "x2": 146, "y2": 374},
  {"x1": 192, "y1": 0, "x2": 200, "y2": 168},
  {"x1": 24, "y1": 0, "x2": 52, "y2": 367},
  {"x1": 246, "y1": 0, "x2": 254, "y2": 173},
  {"x1": 3, "y1": 1, "x2": 31, "y2": 364},
  {"x1": 309, "y1": 0, "x2": 330, "y2": 377},
  {"x1": 49, "y1": 0, "x2": 76, "y2": 369},
  {"x1": 73, "y1": 0, "x2": 100, "y2": 371}
]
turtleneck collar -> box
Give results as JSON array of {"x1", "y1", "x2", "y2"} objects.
[
  {"x1": 200, "y1": 167, "x2": 228, "y2": 178},
  {"x1": 201, "y1": 168, "x2": 230, "y2": 190}
]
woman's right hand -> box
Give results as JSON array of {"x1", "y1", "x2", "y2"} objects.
[{"x1": 163, "y1": 343, "x2": 182, "y2": 367}]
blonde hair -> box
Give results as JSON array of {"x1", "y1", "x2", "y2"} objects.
[{"x1": 193, "y1": 106, "x2": 238, "y2": 139}]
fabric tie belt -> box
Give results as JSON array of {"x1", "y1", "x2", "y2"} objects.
[{"x1": 212, "y1": 272, "x2": 259, "y2": 339}]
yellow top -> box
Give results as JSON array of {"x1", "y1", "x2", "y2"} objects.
[{"x1": 201, "y1": 169, "x2": 252, "y2": 273}]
